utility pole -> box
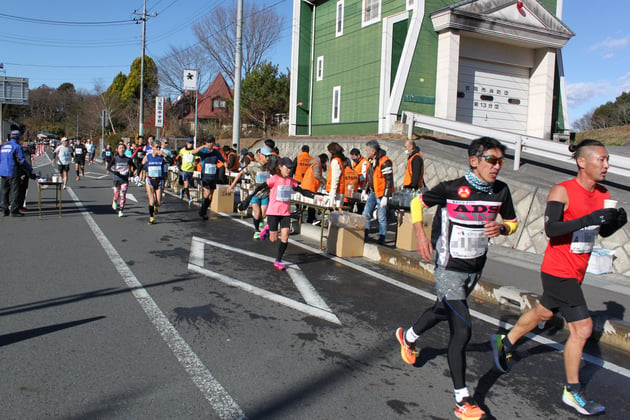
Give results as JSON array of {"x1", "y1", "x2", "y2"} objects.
[
  {"x1": 133, "y1": 0, "x2": 156, "y2": 137},
  {"x1": 232, "y1": 0, "x2": 243, "y2": 150}
]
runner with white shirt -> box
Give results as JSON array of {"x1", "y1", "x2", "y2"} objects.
[{"x1": 53, "y1": 137, "x2": 73, "y2": 189}]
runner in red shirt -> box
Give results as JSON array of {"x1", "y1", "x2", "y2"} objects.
[{"x1": 491, "y1": 139, "x2": 627, "y2": 416}]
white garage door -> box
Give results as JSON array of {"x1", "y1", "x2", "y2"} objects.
[{"x1": 456, "y1": 58, "x2": 529, "y2": 134}]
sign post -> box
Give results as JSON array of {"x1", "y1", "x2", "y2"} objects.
[
  {"x1": 183, "y1": 69, "x2": 198, "y2": 147},
  {"x1": 0, "y1": 76, "x2": 29, "y2": 140},
  {"x1": 155, "y1": 96, "x2": 164, "y2": 138}
]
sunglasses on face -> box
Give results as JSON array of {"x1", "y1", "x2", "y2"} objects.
[{"x1": 480, "y1": 154, "x2": 504, "y2": 167}]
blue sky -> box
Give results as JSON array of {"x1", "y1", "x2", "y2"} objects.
[{"x1": 1, "y1": 0, "x2": 629, "y2": 128}]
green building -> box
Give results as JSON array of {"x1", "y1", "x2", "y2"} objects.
[{"x1": 289, "y1": 0, "x2": 573, "y2": 139}]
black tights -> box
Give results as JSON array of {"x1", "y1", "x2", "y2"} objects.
[{"x1": 411, "y1": 298, "x2": 472, "y2": 389}]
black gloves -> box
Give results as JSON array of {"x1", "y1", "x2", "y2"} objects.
[
  {"x1": 599, "y1": 207, "x2": 627, "y2": 238},
  {"x1": 582, "y1": 208, "x2": 619, "y2": 226}
]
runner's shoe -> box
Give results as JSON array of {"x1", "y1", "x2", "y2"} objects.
[
  {"x1": 260, "y1": 224, "x2": 270, "y2": 240},
  {"x1": 490, "y1": 334, "x2": 512, "y2": 373},
  {"x1": 149, "y1": 216, "x2": 155, "y2": 224},
  {"x1": 562, "y1": 386, "x2": 605, "y2": 416},
  {"x1": 274, "y1": 260, "x2": 287, "y2": 270},
  {"x1": 179, "y1": 190, "x2": 184, "y2": 200},
  {"x1": 454, "y1": 397, "x2": 486, "y2": 420},
  {"x1": 153, "y1": 205, "x2": 159, "y2": 214},
  {"x1": 253, "y1": 232, "x2": 261, "y2": 240},
  {"x1": 395, "y1": 327, "x2": 418, "y2": 365},
  {"x1": 118, "y1": 211, "x2": 124, "y2": 218},
  {"x1": 188, "y1": 199, "x2": 193, "y2": 208},
  {"x1": 112, "y1": 200, "x2": 118, "y2": 211}
]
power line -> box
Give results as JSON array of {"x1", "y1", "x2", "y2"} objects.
[{"x1": 0, "y1": 12, "x2": 134, "y2": 26}]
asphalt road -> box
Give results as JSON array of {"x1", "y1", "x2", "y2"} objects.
[{"x1": 2, "y1": 153, "x2": 629, "y2": 419}]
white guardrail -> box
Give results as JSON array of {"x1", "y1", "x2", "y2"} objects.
[{"x1": 404, "y1": 112, "x2": 630, "y2": 179}]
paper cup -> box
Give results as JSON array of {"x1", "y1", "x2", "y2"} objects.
[{"x1": 604, "y1": 199, "x2": 618, "y2": 209}]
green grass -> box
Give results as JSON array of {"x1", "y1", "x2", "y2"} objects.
[{"x1": 575, "y1": 125, "x2": 630, "y2": 146}]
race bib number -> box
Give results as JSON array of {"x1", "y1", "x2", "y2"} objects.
[
  {"x1": 106, "y1": 151, "x2": 112, "y2": 156},
  {"x1": 255, "y1": 171, "x2": 270, "y2": 184},
  {"x1": 204, "y1": 163, "x2": 217, "y2": 176},
  {"x1": 148, "y1": 166, "x2": 162, "y2": 178},
  {"x1": 75, "y1": 149, "x2": 83, "y2": 154},
  {"x1": 277, "y1": 185, "x2": 292, "y2": 202},
  {"x1": 449, "y1": 225, "x2": 488, "y2": 259},
  {"x1": 183, "y1": 154, "x2": 194, "y2": 163},
  {"x1": 570, "y1": 226, "x2": 599, "y2": 254},
  {"x1": 115, "y1": 163, "x2": 129, "y2": 174}
]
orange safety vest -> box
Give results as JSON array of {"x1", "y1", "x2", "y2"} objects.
[
  {"x1": 214, "y1": 146, "x2": 226, "y2": 168},
  {"x1": 343, "y1": 165, "x2": 359, "y2": 203},
  {"x1": 403, "y1": 151, "x2": 424, "y2": 189},
  {"x1": 228, "y1": 151, "x2": 240, "y2": 171},
  {"x1": 300, "y1": 161, "x2": 322, "y2": 193},
  {"x1": 293, "y1": 152, "x2": 313, "y2": 182},
  {"x1": 352, "y1": 156, "x2": 368, "y2": 189},
  {"x1": 373, "y1": 155, "x2": 394, "y2": 198},
  {"x1": 325, "y1": 157, "x2": 346, "y2": 195}
]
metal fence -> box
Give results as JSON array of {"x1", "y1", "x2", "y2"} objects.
[{"x1": 404, "y1": 112, "x2": 630, "y2": 179}]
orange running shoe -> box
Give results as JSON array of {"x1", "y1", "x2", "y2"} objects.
[
  {"x1": 395, "y1": 327, "x2": 418, "y2": 365},
  {"x1": 454, "y1": 397, "x2": 486, "y2": 420}
]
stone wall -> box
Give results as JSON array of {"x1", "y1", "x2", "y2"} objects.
[{"x1": 272, "y1": 139, "x2": 630, "y2": 276}]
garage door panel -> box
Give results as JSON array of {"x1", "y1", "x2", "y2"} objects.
[{"x1": 456, "y1": 58, "x2": 529, "y2": 134}]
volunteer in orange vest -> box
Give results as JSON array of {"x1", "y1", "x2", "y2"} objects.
[
  {"x1": 325, "y1": 142, "x2": 346, "y2": 211},
  {"x1": 293, "y1": 145, "x2": 313, "y2": 183},
  {"x1": 300, "y1": 153, "x2": 328, "y2": 224},
  {"x1": 403, "y1": 139, "x2": 424, "y2": 190},
  {"x1": 343, "y1": 158, "x2": 360, "y2": 212},
  {"x1": 362, "y1": 140, "x2": 394, "y2": 245},
  {"x1": 226, "y1": 145, "x2": 241, "y2": 172},
  {"x1": 350, "y1": 148, "x2": 369, "y2": 191}
]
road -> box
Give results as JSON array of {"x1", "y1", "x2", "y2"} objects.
[{"x1": 2, "y1": 154, "x2": 629, "y2": 419}]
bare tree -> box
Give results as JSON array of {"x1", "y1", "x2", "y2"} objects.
[
  {"x1": 572, "y1": 111, "x2": 594, "y2": 132},
  {"x1": 193, "y1": 1, "x2": 284, "y2": 86},
  {"x1": 156, "y1": 44, "x2": 217, "y2": 98}
]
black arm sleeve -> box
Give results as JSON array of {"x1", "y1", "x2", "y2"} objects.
[{"x1": 544, "y1": 201, "x2": 587, "y2": 237}]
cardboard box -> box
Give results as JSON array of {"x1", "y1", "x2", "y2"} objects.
[
  {"x1": 327, "y1": 225, "x2": 364, "y2": 257},
  {"x1": 211, "y1": 185, "x2": 235, "y2": 213},
  {"x1": 587, "y1": 247, "x2": 614, "y2": 275},
  {"x1": 396, "y1": 212, "x2": 417, "y2": 251}
]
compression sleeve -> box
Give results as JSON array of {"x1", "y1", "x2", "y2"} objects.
[
  {"x1": 544, "y1": 201, "x2": 587, "y2": 237},
  {"x1": 410, "y1": 196, "x2": 425, "y2": 224}
]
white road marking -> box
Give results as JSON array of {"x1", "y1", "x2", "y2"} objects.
[
  {"x1": 189, "y1": 236, "x2": 341, "y2": 325},
  {"x1": 66, "y1": 188, "x2": 245, "y2": 420},
  {"x1": 126, "y1": 193, "x2": 138, "y2": 203},
  {"x1": 83, "y1": 172, "x2": 108, "y2": 179},
  {"x1": 226, "y1": 214, "x2": 630, "y2": 379}
]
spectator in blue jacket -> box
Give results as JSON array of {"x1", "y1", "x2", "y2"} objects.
[{"x1": 0, "y1": 130, "x2": 33, "y2": 216}]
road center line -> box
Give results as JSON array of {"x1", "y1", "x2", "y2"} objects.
[{"x1": 67, "y1": 188, "x2": 245, "y2": 420}]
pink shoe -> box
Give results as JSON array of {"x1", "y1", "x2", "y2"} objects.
[
  {"x1": 260, "y1": 224, "x2": 270, "y2": 240},
  {"x1": 274, "y1": 260, "x2": 286, "y2": 270}
]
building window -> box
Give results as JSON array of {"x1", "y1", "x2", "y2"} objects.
[
  {"x1": 336, "y1": 0, "x2": 344, "y2": 36},
  {"x1": 362, "y1": 0, "x2": 380, "y2": 26},
  {"x1": 332, "y1": 86, "x2": 341, "y2": 123},
  {"x1": 317, "y1": 56, "x2": 324, "y2": 81},
  {"x1": 213, "y1": 99, "x2": 226, "y2": 109}
]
